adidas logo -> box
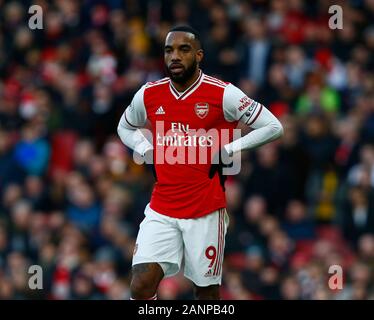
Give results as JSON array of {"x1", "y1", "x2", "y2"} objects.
[
  {"x1": 155, "y1": 106, "x2": 165, "y2": 115},
  {"x1": 204, "y1": 269, "x2": 213, "y2": 277}
]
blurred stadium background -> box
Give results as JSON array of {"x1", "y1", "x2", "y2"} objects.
[{"x1": 0, "y1": 0, "x2": 373, "y2": 300}]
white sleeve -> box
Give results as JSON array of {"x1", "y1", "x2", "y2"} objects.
[
  {"x1": 117, "y1": 85, "x2": 153, "y2": 156},
  {"x1": 223, "y1": 83, "x2": 284, "y2": 155},
  {"x1": 122, "y1": 85, "x2": 147, "y2": 128},
  {"x1": 223, "y1": 83, "x2": 263, "y2": 124}
]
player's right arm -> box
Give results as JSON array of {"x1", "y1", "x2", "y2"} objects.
[{"x1": 117, "y1": 85, "x2": 153, "y2": 158}]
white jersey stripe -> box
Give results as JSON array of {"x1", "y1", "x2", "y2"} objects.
[
  {"x1": 169, "y1": 70, "x2": 203, "y2": 100},
  {"x1": 148, "y1": 77, "x2": 169, "y2": 84},
  {"x1": 202, "y1": 79, "x2": 226, "y2": 89},
  {"x1": 213, "y1": 209, "x2": 221, "y2": 275},
  {"x1": 180, "y1": 72, "x2": 204, "y2": 100},
  {"x1": 146, "y1": 79, "x2": 170, "y2": 88},
  {"x1": 214, "y1": 209, "x2": 224, "y2": 276},
  {"x1": 203, "y1": 75, "x2": 227, "y2": 86},
  {"x1": 217, "y1": 209, "x2": 225, "y2": 276}
]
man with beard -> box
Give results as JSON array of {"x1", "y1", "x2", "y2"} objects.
[{"x1": 117, "y1": 25, "x2": 283, "y2": 300}]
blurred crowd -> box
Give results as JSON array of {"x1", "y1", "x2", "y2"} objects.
[{"x1": 0, "y1": 0, "x2": 373, "y2": 300}]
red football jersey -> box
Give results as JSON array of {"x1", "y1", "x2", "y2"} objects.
[{"x1": 123, "y1": 70, "x2": 264, "y2": 219}]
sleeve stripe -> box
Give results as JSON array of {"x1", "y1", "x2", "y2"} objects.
[
  {"x1": 247, "y1": 104, "x2": 263, "y2": 126},
  {"x1": 237, "y1": 102, "x2": 258, "y2": 123},
  {"x1": 124, "y1": 110, "x2": 141, "y2": 128}
]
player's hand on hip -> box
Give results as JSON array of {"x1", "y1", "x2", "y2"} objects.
[
  {"x1": 143, "y1": 148, "x2": 158, "y2": 181},
  {"x1": 209, "y1": 147, "x2": 233, "y2": 191},
  {"x1": 143, "y1": 148, "x2": 154, "y2": 165}
]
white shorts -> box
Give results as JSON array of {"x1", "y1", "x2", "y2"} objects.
[{"x1": 132, "y1": 204, "x2": 229, "y2": 287}]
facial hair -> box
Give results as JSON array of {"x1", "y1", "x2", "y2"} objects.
[{"x1": 166, "y1": 59, "x2": 198, "y2": 84}]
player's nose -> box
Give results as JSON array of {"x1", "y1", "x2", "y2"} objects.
[{"x1": 170, "y1": 51, "x2": 181, "y2": 61}]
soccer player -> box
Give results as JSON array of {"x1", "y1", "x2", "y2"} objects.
[{"x1": 117, "y1": 25, "x2": 283, "y2": 300}]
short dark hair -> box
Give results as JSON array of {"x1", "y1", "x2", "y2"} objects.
[{"x1": 168, "y1": 25, "x2": 202, "y2": 48}]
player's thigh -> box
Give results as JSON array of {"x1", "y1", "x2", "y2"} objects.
[
  {"x1": 133, "y1": 204, "x2": 183, "y2": 277},
  {"x1": 181, "y1": 208, "x2": 229, "y2": 287}
]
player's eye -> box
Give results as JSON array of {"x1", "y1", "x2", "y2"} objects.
[{"x1": 164, "y1": 48, "x2": 172, "y2": 54}]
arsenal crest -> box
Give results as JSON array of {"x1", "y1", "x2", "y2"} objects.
[{"x1": 195, "y1": 103, "x2": 209, "y2": 119}]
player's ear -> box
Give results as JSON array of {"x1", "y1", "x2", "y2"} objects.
[{"x1": 196, "y1": 49, "x2": 204, "y2": 63}]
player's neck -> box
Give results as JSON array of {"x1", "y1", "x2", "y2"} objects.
[{"x1": 171, "y1": 69, "x2": 201, "y2": 92}]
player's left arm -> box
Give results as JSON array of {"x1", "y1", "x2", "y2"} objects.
[{"x1": 222, "y1": 83, "x2": 284, "y2": 155}]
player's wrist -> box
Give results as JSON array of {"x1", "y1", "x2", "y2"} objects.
[
  {"x1": 142, "y1": 145, "x2": 154, "y2": 157},
  {"x1": 142, "y1": 147, "x2": 154, "y2": 164},
  {"x1": 135, "y1": 141, "x2": 153, "y2": 157},
  {"x1": 218, "y1": 146, "x2": 233, "y2": 166},
  {"x1": 223, "y1": 144, "x2": 233, "y2": 158}
]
